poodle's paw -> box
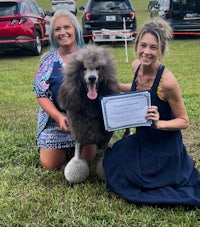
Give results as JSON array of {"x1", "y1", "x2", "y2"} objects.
[
  {"x1": 96, "y1": 157, "x2": 106, "y2": 181},
  {"x1": 64, "y1": 157, "x2": 89, "y2": 184}
]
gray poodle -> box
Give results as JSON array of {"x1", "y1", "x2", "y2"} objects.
[{"x1": 57, "y1": 45, "x2": 127, "y2": 184}]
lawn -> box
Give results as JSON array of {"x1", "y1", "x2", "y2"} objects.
[{"x1": 0, "y1": 0, "x2": 200, "y2": 226}]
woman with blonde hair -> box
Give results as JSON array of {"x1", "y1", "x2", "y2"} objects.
[
  {"x1": 103, "y1": 17, "x2": 200, "y2": 208},
  {"x1": 33, "y1": 10, "x2": 96, "y2": 170}
]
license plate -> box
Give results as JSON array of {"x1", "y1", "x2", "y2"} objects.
[
  {"x1": 106, "y1": 15, "x2": 116, "y2": 21},
  {"x1": 103, "y1": 35, "x2": 110, "y2": 39}
]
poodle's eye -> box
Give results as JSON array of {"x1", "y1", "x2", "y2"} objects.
[
  {"x1": 83, "y1": 67, "x2": 87, "y2": 71},
  {"x1": 96, "y1": 67, "x2": 100, "y2": 71}
]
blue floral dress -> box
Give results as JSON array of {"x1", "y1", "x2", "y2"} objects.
[
  {"x1": 33, "y1": 50, "x2": 75, "y2": 149},
  {"x1": 103, "y1": 65, "x2": 200, "y2": 208}
]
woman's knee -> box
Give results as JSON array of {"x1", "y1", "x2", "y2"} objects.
[{"x1": 40, "y1": 148, "x2": 67, "y2": 170}]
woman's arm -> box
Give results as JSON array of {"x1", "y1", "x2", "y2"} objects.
[
  {"x1": 37, "y1": 97, "x2": 69, "y2": 132},
  {"x1": 118, "y1": 83, "x2": 132, "y2": 92},
  {"x1": 146, "y1": 69, "x2": 189, "y2": 131}
]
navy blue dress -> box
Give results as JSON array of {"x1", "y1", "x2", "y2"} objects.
[{"x1": 103, "y1": 65, "x2": 200, "y2": 208}]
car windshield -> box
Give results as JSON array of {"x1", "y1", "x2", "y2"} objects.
[
  {"x1": 90, "y1": 0, "x2": 129, "y2": 11},
  {"x1": 0, "y1": 2, "x2": 19, "y2": 16}
]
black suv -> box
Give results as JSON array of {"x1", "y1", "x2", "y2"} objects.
[
  {"x1": 168, "y1": 0, "x2": 200, "y2": 35},
  {"x1": 79, "y1": 0, "x2": 137, "y2": 43}
]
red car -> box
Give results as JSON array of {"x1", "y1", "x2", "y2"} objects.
[{"x1": 0, "y1": 0, "x2": 50, "y2": 55}]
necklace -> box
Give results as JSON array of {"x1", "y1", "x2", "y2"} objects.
[
  {"x1": 136, "y1": 75, "x2": 154, "y2": 90},
  {"x1": 136, "y1": 65, "x2": 159, "y2": 90}
]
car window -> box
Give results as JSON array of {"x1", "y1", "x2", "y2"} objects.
[
  {"x1": 33, "y1": 2, "x2": 45, "y2": 16},
  {"x1": 23, "y1": 1, "x2": 32, "y2": 12},
  {"x1": 181, "y1": 0, "x2": 196, "y2": 10},
  {"x1": 158, "y1": 0, "x2": 170, "y2": 8},
  {"x1": 0, "y1": 2, "x2": 19, "y2": 16},
  {"x1": 25, "y1": 1, "x2": 44, "y2": 16},
  {"x1": 90, "y1": 0, "x2": 129, "y2": 11}
]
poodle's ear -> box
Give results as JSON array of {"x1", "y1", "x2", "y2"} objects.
[
  {"x1": 57, "y1": 78, "x2": 83, "y2": 112},
  {"x1": 97, "y1": 48, "x2": 120, "y2": 94},
  {"x1": 57, "y1": 52, "x2": 86, "y2": 112},
  {"x1": 57, "y1": 82, "x2": 83, "y2": 112},
  {"x1": 63, "y1": 56, "x2": 84, "y2": 94}
]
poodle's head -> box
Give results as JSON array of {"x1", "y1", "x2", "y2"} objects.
[
  {"x1": 66, "y1": 44, "x2": 119, "y2": 99},
  {"x1": 58, "y1": 44, "x2": 119, "y2": 112}
]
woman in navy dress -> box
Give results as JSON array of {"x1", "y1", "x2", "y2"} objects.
[{"x1": 103, "y1": 18, "x2": 200, "y2": 208}]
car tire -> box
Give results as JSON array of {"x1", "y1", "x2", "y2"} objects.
[
  {"x1": 31, "y1": 31, "x2": 42, "y2": 56},
  {"x1": 83, "y1": 36, "x2": 91, "y2": 44},
  {"x1": 83, "y1": 30, "x2": 92, "y2": 44}
]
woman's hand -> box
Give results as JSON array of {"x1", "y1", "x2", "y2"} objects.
[
  {"x1": 56, "y1": 114, "x2": 70, "y2": 132},
  {"x1": 146, "y1": 106, "x2": 160, "y2": 128},
  {"x1": 37, "y1": 97, "x2": 70, "y2": 132}
]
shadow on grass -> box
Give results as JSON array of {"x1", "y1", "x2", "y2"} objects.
[{"x1": 0, "y1": 49, "x2": 37, "y2": 59}]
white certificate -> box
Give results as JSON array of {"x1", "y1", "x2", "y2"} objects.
[{"x1": 101, "y1": 91, "x2": 152, "y2": 131}]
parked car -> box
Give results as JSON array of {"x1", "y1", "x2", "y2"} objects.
[
  {"x1": 148, "y1": 0, "x2": 159, "y2": 11},
  {"x1": 151, "y1": 0, "x2": 200, "y2": 35},
  {"x1": 79, "y1": 0, "x2": 137, "y2": 43},
  {"x1": 150, "y1": 0, "x2": 170, "y2": 18},
  {"x1": 51, "y1": 0, "x2": 77, "y2": 15},
  {"x1": 0, "y1": 0, "x2": 50, "y2": 55}
]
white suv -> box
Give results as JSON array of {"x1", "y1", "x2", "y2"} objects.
[{"x1": 51, "y1": 0, "x2": 77, "y2": 15}]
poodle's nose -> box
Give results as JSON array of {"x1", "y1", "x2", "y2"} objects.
[{"x1": 88, "y1": 75, "x2": 97, "y2": 83}]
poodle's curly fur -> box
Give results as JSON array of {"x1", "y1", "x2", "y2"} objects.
[
  {"x1": 58, "y1": 45, "x2": 120, "y2": 146},
  {"x1": 57, "y1": 44, "x2": 121, "y2": 183}
]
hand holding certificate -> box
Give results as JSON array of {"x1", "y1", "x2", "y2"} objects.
[{"x1": 101, "y1": 91, "x2": 152, "y2": 131}]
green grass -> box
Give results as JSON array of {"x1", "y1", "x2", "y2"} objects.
[{"x1": 0, "y1": 0, "x2": 200, "y2": 226}]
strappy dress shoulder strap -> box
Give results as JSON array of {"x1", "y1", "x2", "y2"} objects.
[
  {"x1": 131, "y1": 65, "x2": 141, "y2": 91},
  {"x1": 151, "y1": 65, "x2": 165, "y2": 93},
  {"x1": 131, "y1": 64, "x2": 165, "y2": 92}
]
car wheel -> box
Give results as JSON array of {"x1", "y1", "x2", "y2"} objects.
[
  {"x1": 31, "y1": 31, "x2": 42, "y2": 56},
  {"x1": 83, "y1": 32, "x2": 92, "y2": 44},
  {"x1": 83, "y1": 36, "x2": 91, "y2": 44}
]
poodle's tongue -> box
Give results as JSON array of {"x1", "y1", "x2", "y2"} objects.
[{"x1": 87, "y1": 83, "x2": 97, "y2": 100}]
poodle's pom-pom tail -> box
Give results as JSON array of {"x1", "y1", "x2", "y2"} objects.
[{"x1": 64, "y1": 157, "x2": 89, "y2": 184}]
